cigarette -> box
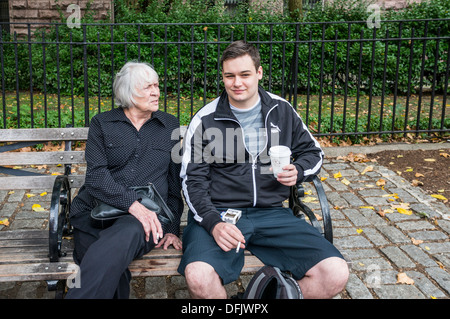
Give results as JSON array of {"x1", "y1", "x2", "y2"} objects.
[{"x1": 236, "y1": 242, "x2": 241, "y2": 253}]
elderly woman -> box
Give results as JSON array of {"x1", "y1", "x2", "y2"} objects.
[{"x1": 65, "y1": 61, "x2": 183, "y2": 299}]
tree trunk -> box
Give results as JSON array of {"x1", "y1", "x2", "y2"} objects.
[{"x1": 288, "y1": 0, "x2": 303, "y2": 18}]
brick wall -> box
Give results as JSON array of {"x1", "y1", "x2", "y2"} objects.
[
  {"x1": 322, "y1": 0, "x2": 423, "y2": 10},
  {"x1": 376, "y1": 0, "x2": 422, "y2": 9},
  {"x1": 8, "y1": 0, "x2": 113, "y2": 37}
]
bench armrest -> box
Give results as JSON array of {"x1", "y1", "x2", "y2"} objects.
[
  {"x1": 289, "y1": 175, "x2": 333, "y2": 243},
  {"x1": 49, "y1": 175, "x2": 72, "y2": 262}
]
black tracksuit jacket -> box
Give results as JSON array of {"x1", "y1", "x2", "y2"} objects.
[{"x1": 181, "y1": 87, "x2": 324, "y2": 234}]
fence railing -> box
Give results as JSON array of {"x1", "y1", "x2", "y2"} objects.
[{"x1": 0, "y1": 19, "x2": 449, "y2": 142}]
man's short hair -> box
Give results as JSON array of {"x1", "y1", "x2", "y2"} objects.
[{"x1": 220, "y1": 40, "x2": 261, "y2": 71}]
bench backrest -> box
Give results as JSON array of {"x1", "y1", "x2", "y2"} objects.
[{"x1": 0, "y1": 128, "x2": 89, "y2": 190}]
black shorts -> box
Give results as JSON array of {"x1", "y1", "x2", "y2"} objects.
[{"x1": 177, "y1": 207, "x2": 344, "y2": 285}]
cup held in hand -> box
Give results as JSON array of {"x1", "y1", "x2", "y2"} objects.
[{"x1": 269, "y1": 145, "x2": 291, "y2": 178}]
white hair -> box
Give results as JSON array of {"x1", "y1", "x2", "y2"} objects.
[{"x1": 113, "y1": 61, "x2": 159, "y2": 108}]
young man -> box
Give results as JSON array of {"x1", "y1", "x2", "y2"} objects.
[{"x1": 178, "y1": 41, "x2": 348, "y2": 299}]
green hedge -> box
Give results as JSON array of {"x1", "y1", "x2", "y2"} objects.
[{"x1": 0, "y1": 0, "x2": 449, "y2": 99}]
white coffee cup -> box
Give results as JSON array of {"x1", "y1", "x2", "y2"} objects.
[{"x1": 269, "y1": 145, "x2": 291, "y2": 178}]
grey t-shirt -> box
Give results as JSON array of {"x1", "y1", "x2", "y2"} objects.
[{"x1": 230, "y1": 98, "x2": 266, "y2": 157}]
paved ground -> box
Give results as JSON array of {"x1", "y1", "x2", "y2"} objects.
[{"x1": 0, "y1": 142, "x2": 449, "y2": 299}]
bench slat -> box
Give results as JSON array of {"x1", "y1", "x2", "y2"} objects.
[
  {"x1": 0, "y1": 262, "x2": 77, "y2": 282},
  {"x1": 0, "y1": 175, "x2": 85, "y2": 189},
  {"x1": 0, "y1": 229, "x2": 48, "y2": 240},
  {"x1": 0, "y1": 151, "x2": 85, "y2": 166},
  {"x1": 0, "y1": 228, "x2": 264, "y2": 281},
  {"x1": 0, "y1": 128, "x2": 89, "y2": 142},
  {"x1": 0, "y1": 254, "x2": 264, "y2": 282},
  {"x1": 0, "y1": 238, "x2": 48, "y2": 248}
]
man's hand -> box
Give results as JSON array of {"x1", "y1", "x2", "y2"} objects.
[
  {"x1": 211, "y1": 222, "x2": 245, "y2": 252},
  {"x1": 276, "y1": 163, "x2": 298, "y2": 186}
]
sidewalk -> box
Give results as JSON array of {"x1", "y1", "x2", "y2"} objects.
[{"x1": 0, "y1": 142, "x2": 449, "y2": 299}]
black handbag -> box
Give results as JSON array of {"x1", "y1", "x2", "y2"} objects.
[{"x1": 90, "y1": 183, "x2": 175, "y2": 229}]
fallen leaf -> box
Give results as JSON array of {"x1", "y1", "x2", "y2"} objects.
[
  {"x1": 314, "y1": 213, "x2": 323, "y2": 221},
  {"x1": 376, "y1": 179, "x2": 386, "y2": 186},
  {"x1": 0, "y1": 218, "x2": 10, "y2": 227},
  {"x1": 377, "y1": 209, "x2": 386, "y2": 217},
  {"x1": 396, "y1": 207, "x2": 413, "y2": 215},
  {"x1": 302, "y1": 196, "x2": 318, "y2": 203},
  {"x1": 415, "y1": 173, "x2": 424, "y2": 178},
  {"x1": 8, "y1": 191, "x2": 14, "y2": 195},
  {"x1": 334, "y1": 172, "x2": 342, "y2": 179},
  {"x1": 356, "y1": 228, "x2": 363, "y2": 234},
  {"x1": 392, "y1": 202, "x2": 411, "y2": 210},
  {"x1": 360, "y1": 206, "x2": 375, "y2": 210},
  {"x1": 411, "y1": 179, "x2": 424, "y2": 186},
  {"x1": 361, "y1": 166, "x2": 374, "y2": 175},
  {"x1": 320, "y1": 177, "x2": 327, "y2": 181},
  {"x1": 341, "y1": 178, "x2": 350, "y2": 185},
  {"x1": 411, "y1": 238, "x2": 423, "y2": 245},
  {"x1": 377, "y1": 208, "x2": 394, "y2": 217},
  {"x1": 397, "y1": 272, "x2": 414, "y2": 285},
  {"x1": 436, "y1": 261, "x2": 445, "y2": 270},
  {"x1": 51, "y1": 172, "x2": 62, "y2": 176},
  {"x1": 405, "y1": 168, "x2": 413, "y2": 172},
  {"x1": 26, "y1": 193, "x2": 36, "y2": 198},
  {"x1": 439, "y1": 152, "x2": 449, "y2": 158},
  {"x1": 40, "y1": 192, "x2": 47, "y2": 196},
  {"x1": 397, "y1": 155, "x2": 403, "y2": 158},
  {"x1": 424, "y1": 158, "x2": 436, "y2": 162},
  {"x1": 431, "y1": 194, "x2": 447, "y2": 201},
  {"x1": 32, "y1": 204, "x2": 46, "y2": 212}
]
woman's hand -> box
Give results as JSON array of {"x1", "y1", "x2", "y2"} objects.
[
  {"x1": 156, "y1": 233, "x2": 182, "y2": 250},
  {"x1": 128, "y1": 200, "x2": 163, "y2": 244}
]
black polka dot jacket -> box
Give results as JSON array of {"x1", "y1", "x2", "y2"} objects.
[{"x1": 70, "y1": 107, "x2": 184, "y2": 236}]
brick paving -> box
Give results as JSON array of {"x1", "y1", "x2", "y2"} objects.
[{"x1": 0, "y1": 145, "x2": 449, "y2": 299}]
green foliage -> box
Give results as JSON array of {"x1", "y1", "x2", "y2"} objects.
[
  {"x1": 0, "y1": 0, "x2": 449, "y2": 140},
  {"x1": 1, "y1": 0, "x2": 449, "y2": 100}
]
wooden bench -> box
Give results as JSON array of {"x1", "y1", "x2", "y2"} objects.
[{"x1": 0, "y1": 127, "x2": 332, "y2": 298}]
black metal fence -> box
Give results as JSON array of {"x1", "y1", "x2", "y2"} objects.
[{"x1": 0, "y1": 19, "x2": 449, "y2": 141}]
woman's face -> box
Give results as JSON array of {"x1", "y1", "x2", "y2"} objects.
[{"x1": 132, "y1": 79, "x2": 160, "y2": 113}]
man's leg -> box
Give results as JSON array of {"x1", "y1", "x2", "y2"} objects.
[
  {"x1": 298, "y1": 256, "x2": 349, "y2": 299},
  {"x1": 178, "y1": 211, "x2": 249, "y2": 298},
  {"x1": 246, "y1": 207, "x2": 348, "y2": 299},
  {"x1": 184, "y1": 261, "x2": 228, "y2": 299}
]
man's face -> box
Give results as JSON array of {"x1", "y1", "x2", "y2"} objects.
[{"x1": 222, "y1": 54, "x2": 263, "y2": 109}]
